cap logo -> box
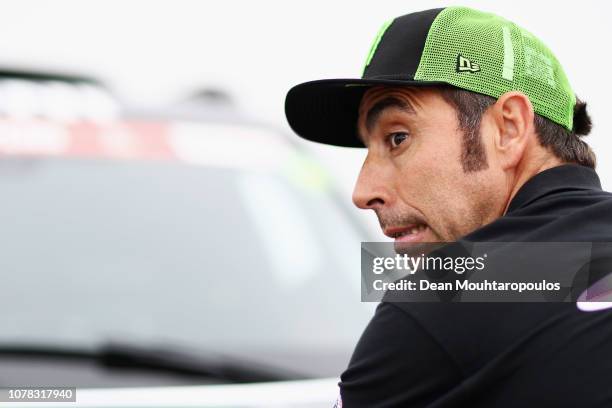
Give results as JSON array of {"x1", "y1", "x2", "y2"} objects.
[{"x1": 456, "y1": 54, "x2": 480, "y2": 73}]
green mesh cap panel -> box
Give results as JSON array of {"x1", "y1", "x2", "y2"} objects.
[{"x1": 414, "y1": 7, "x2": 576, "y2": 130}]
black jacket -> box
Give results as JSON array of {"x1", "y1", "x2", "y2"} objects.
[{"x1": 340, "y1": 164, "x2": 612, "y2": 407}]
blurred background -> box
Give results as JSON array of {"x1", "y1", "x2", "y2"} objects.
[{"x1": 0, "y1": 1, "x2": 608, "y2": 406}]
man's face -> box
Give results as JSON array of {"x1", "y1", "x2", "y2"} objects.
[{"x1": 353, "y1": 86, "x2": 505, "y2": 243}]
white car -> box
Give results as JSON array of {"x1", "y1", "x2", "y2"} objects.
[{"x1": 0, "y1": 73, "x2": 372, "y2": 407}]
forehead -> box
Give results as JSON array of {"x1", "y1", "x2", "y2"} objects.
[
  {"x1": 356, "y1": 86, "x2": 455, "y2": 144},
  {"x1": 360, "y1": 86, "x2": 431, "y2": 112},
  {"x1": 358, "y1": 86, "x2": 440, "y2": 126},
  {"x1": 359, "y1": 86, "x2": 444, "y2": 126}
]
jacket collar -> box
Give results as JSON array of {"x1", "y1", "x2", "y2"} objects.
[{"x1": 506, "y1": 164, "x2": 601, "y2": 214}]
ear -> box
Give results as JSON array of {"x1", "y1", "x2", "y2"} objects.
[{"x1": 489, "y1": 91, "x2": 534, "y2": 170}]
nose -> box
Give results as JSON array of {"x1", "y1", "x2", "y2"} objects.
[{"x1": 352, "y1": 153, "x2": 393, "y2": 210}]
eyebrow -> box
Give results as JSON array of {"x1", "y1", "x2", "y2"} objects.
[
  {"x1": 365, "y1": 96, "x2": 416, "y2": 132},
  {"x1": 358, "y1": 96, "x2": 416, "y2": 144}
]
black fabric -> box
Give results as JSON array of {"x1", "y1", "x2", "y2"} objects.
[
  {"x1": 284, "y1": 8, "x2": 446, "y2": 147},
  {"x1": 339, "y1": 164, "x2": 612, "y2": 407},
  {"x1": 363, "y1": 8, "x2": 444, "y2": 79}
]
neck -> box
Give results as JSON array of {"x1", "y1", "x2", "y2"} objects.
[{"x1": 502, "y1": 154, "x2": 564, "y2": 215}]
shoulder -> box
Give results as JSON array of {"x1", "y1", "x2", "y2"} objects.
[{"x1": 339, "y1": 302, "x2": 461, "y2": 407}]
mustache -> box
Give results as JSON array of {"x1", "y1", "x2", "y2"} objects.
[{"x1": 375, "y1": 209, "x2": 427, "y2": 231}]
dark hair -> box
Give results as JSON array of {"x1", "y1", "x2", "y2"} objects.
[{"x1": 437, "y1": 86, "x2": 595, "y2": 172}]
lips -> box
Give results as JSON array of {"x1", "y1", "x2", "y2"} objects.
[{"x1": 384, "y1": 224, "x2": 428, "y2": 243}]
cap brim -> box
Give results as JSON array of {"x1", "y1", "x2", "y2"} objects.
[{"x1": 285, "y1": 78, "x2": 445, "y2": 147}]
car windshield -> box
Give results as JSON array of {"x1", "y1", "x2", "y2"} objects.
[{"x1": 0, "y1": 123, "x2": 372, "y2": 382}]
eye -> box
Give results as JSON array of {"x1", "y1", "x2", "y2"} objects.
[{"x1": 388, "y1": 132, "x2": 409, "y2": 149}]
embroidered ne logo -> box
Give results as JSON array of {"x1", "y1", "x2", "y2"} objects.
[{"x1": 456, "y1": 54, "x2": 480, "y2": 73}]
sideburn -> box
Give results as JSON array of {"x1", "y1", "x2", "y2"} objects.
[{"x1": 439, "y1": 87, "x2": 493, "y2": 173}]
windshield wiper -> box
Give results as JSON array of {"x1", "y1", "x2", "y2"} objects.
[{"x1": 0, "y1": 342, "x2": 305, "y2": 383}]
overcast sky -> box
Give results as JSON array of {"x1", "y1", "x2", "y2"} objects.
[{"x1": 0, "y1": 0, "x2": 608, "y2": 236}]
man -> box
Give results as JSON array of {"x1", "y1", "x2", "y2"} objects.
[{"x1": 285, "y1": 6, "x2": 612, "y2": 408}]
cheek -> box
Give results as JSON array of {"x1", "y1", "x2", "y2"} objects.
[
  {"x1": 396, "y1": 129, "x2": 464, "y2": 198},
  {"x1": 393, "y1": 131, "x2": 465, "y2": 206},
  {"x1": 391, "y1": 129, "x2": 479, "y2": 235}
]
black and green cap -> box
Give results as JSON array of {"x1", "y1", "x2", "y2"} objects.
[{"x1": 285, "y1": 6, "x2": 576, "y2": 147}]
